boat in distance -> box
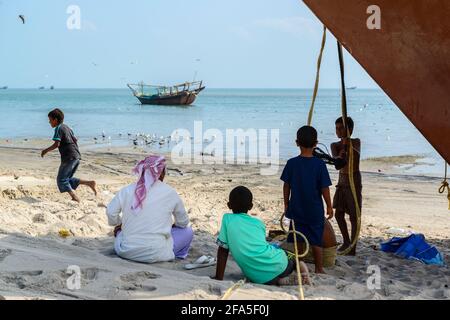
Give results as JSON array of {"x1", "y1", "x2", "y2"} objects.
[{"x1": 127, "y1": 81, "x2": 205, "y2": 106}]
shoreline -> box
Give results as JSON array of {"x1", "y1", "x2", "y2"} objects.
[{"x1": 0, "y1": 138, "x2": 445, "y2": 178}]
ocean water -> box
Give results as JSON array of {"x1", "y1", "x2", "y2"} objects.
[{"x1": 0, "y1": 88, "x2": 443, "y2": 172}]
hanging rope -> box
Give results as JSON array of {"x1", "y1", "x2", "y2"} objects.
[
  {"x1": 336, "y1": 42, "x2": 362, "y2": 256},
  {"x1": 277, "y1": 26, "x2": 327, "y2": 301},
  {"x1": 439, "y1": 162, "x2": 450, "y2": 210},
  {"x1": 307, "y1": 26, "x2": 327, "y2": 126}
]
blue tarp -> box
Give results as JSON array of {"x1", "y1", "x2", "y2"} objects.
[{"x1": 380, "y1": 234, "x2": 445, "y2": 266}]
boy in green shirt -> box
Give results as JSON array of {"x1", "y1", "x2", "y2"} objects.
[{"x1": 214, "y1": 186, "x2": 310, "y2": 286}]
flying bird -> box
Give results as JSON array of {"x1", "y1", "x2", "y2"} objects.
[{"x1": 18, "y1": 15, "x2": 25, "y2": 24}]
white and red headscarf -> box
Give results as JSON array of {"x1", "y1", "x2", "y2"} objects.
[{"x1": 131, "y1": 155, "x2": 166, "y2": 212}]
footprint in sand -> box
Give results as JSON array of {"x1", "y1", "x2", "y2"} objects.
[
  {"x1": 207, "y1": 284, "x2": 223, "y2": 296},
  {"x1": 119, "y1": 271, "x2": 161, "y2": 292},
  {"x1": 81, "y1": 267, "x2": 100, "y2": 281},
  {"x1": 120, "y1": 271, "x2": 161, "y2": 282},
  {"x1": 0, "y1": 249, "x2": 12, "y2": 262},
  {"x1": 1, "y1": 270, "x2": 45, "y2": 289}
]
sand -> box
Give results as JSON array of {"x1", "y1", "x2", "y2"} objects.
[{"x1": 0, "y1": 141, "x2": 449, "y2": 300}]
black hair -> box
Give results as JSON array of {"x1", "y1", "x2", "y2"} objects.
[
  {"x1": 296, "y1": 126, "x2": 318, "y2": 149},
  {"x1": 228, "y1": 186, "x2": 253, "y2": 213},
  {"x1": 335, "y1": 116, "x2": 354, "y2": 134},
  {"x1": 48, "y1": 108, "x2": 64, "y2": 124}
]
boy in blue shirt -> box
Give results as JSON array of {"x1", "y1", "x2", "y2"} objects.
[{"x1": 281, "y1": 126, "x2": 333, "y2": 274}]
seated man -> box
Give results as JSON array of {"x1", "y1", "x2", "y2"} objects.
[
  {"x1": 106, "y1": 155, "x2": 193, "y2": 263},
  {"x1": 213, "y1": 186, "x2": 310, "y2": 286}
]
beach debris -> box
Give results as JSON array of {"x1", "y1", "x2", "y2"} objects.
[
  {"x1": 184, "y1": 255, "x2": 216, "y2": 270},
  {"x1": 385, "y1": 227, "x2": 412, "y2": 236},
  {"x1": 58, "y1": 229, "x2": 71, "y2": 238},
  {"x1": 18, "y1": 15, "x2": 25, "y2": 24}
]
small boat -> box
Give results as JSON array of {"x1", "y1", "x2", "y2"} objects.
[
  {"x1": 38, "y1": 86, "x2": 45, "y2": 90},
  {"x1": 127, "y1": 81, "x2": 205, "y2": 106},
  {"x1": 0, "y1": 86, "x2": 7, "y2": 90},
  {"x1": 50, "y1": 86, "x2": 54, "y2": 90},
  {"x1": 347, "y1": 86, "x2": 357, "y2": 90}
]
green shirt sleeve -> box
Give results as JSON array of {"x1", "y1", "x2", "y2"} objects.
[
  {"x1": 216, "y1": 215, "x2": 229, "y2": 249},
  {"x1": 52, "y1": 125, "x2": 61, "y2": 141}
]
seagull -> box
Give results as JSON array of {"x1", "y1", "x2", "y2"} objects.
[{"x1": 18, "y1": 15, "x2": 25, "y2": 24}]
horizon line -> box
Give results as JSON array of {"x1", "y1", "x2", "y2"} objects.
[{"x1": 0, "y1": 87, "x2": 379, "y2": 90}]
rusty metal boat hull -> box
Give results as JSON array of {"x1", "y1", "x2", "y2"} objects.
[{"x1": 303, "y1": 0, "x2": 450, "y2": 163}]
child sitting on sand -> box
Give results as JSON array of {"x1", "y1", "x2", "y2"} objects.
[
  {"x1": 41, "y1": 108, "x2": 97, "y2": 202},
  {"x1": 281, "y1": 126, "x2": 333, "y2": 274},
  {"x1": 214, "y1": 186, "x2": 310, "y2": 286},
  {"x1": 331, "y1": 117, "x2": 362, "y2": 255}
]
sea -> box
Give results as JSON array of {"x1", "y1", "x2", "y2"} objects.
[{"x1": 0, "y1": 88, "x2": 444, "y2": 175}]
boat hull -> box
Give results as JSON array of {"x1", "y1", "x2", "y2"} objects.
[
  {"x1": 303, "y1": 0, "x2": 450, "y2": 163},
  {"x1": 136, "y1": 87, "x2": 205, "y2": 106}
]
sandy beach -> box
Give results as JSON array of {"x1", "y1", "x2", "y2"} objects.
[{"x1": 0, "y1": 140, "x2": 449, "y2": 300}]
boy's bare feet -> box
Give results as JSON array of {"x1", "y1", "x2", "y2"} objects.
[
  {"x1": 278, "y1": 272, "x2": 311, "y2": 286},
  {"x1": 87, "y1": 181, "x2": 97, "y2": 196},
  {"x1": 315, "y1": 268, "x2": 326, "y2": 274},
  {"x1": 347, "y1": 247, "x2": 356, "y2": 256},
  {"x1": 69, "y1": 191, "x2": 80, "y2": 203},
  {"x1": 338, "y1": 243, "x2": 350, "y2": 252}
]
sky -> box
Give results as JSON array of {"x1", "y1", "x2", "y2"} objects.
[{"x1": 0, "y1": 0, "x2": 378, "y2": 89}]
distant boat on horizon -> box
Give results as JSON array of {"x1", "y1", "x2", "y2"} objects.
[
  {"x1": 0, "y1": 86, "x2": 7, "y2": 90},
  {"x1": 38, "y1": 86, "x2": 45, "y2": 90},
  {"x1": 127, "y1": 81, "x2": 205, "y2": 106},
  {"x1": 50, "y1": 86, "x2": 54, "y2": 90},
  {"x1": 347, "y1": 86, "x2": 357, "y2": 90}
]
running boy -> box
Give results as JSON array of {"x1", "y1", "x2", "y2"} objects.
[
  {"x1": 331, "y1": 117, "x2": 362, "y2": 255},
  {"x1": 214, "y1": 186, "x2": 310, "y2": 286},
  {"x1": 281, "y1": 126, "x2": 333, "y2": 274},
  {"x1": 41, "y1": 108, "x2": 97, "y2": 202}
]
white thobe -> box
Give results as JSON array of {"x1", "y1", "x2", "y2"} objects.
[{"x1": 106, "y1": 180, "x2": 189, "y2": 263}]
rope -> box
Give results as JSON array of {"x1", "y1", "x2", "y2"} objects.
[
  {"x1": 279, "y1": 213, "x2": 310, "y2": 258},
  {"x1": 307, "y1": 26, "x2": 327, "y2": 126},
  {"x1": 221, "y1": 279, "x2": 246, "y2": 300},
  {"x1": 336, "y1": 42, "x2": 362, "y2": 256},
  {"x1": 278, "y1": 26, "x2": 327, "y2": 300},
  {"x1": 291, "y1": 220, "x2": 305, "y2": 300},
  {"x1": 439, "y1": 162, "x2": 450, "y2": 210}
]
